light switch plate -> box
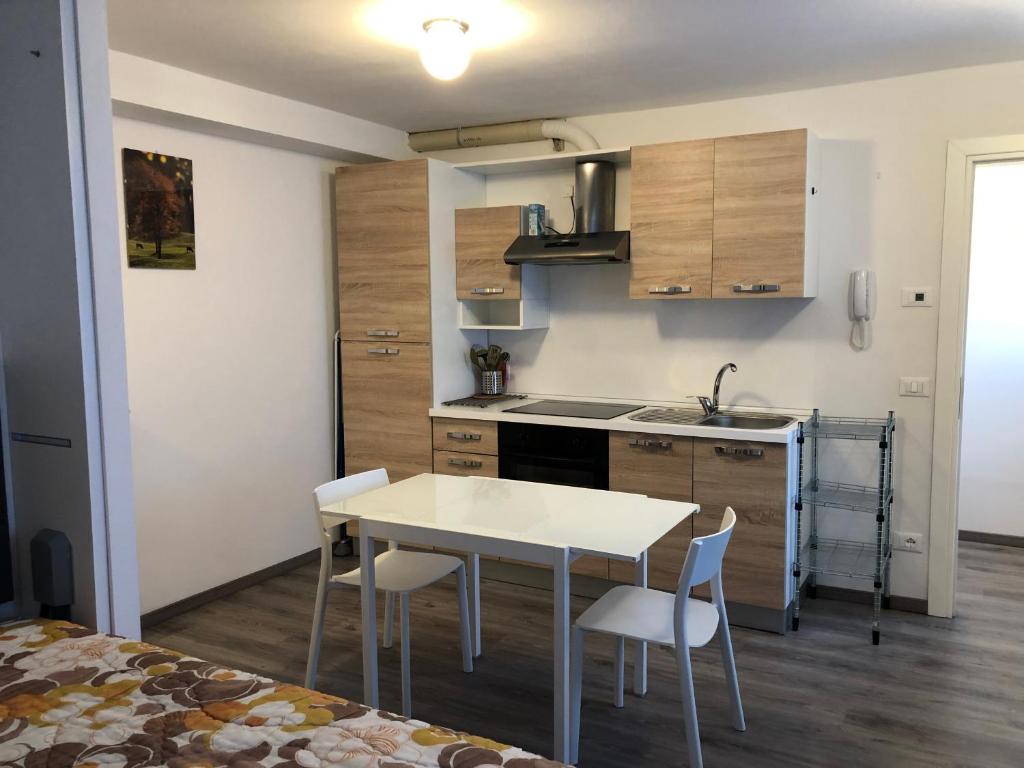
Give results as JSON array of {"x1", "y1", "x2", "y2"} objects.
[
  {"x1": 899, "y1": 377, "x2": 930, "y2": 397},
  {"x1": 901, "y1": 287, "x2": 934, "y2": 307}
]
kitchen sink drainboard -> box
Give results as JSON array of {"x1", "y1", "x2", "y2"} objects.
[{"x1": 629, "y1": 407, "x2": 706, "y2": 425}]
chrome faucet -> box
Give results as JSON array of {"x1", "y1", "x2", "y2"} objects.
[{"x1": 697, "y1": 363, "x2": 738, "y2": 416}]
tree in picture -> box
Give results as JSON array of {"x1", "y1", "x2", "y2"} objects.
[{"x1": 122, "y1": 149, "x2": 196, "y2": 269}]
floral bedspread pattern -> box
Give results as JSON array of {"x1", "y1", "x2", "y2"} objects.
[{"x1": 0, "y1": 620, "x2": 563, "y2": 768}]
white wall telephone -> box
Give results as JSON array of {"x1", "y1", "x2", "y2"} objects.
[{"x1": 848, "y1": 269, "x2": 876, "y2": 350}]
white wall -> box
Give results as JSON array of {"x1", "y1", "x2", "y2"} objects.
[
  {"x1": 958, "y1": 160, "x2": 1024, "y2": 537},
  {"x1": 113, "y1": 118, "x2": 337, "y2": 613},
  {"x1": 429, "y1": 60, "x2": 1024, "y2": 601}
]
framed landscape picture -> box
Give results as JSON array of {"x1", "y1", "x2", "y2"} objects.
[{"x1": 122, "y1": 149, "x2": 196, "y2": 269}]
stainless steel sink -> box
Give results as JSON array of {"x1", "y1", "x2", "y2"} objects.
[{"x1": 697, "y1": 412, "x2": 795, "y2": 429}]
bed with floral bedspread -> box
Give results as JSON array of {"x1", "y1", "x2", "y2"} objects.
[{"x1": 0, "y1": 619, "x2": 563, "y2": 768}]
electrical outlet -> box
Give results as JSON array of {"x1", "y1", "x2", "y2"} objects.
[
  {"x1": 894, "y1": 531, "x2": 924, "y2": 553},
  {"x1": 562, "y1": 184, "x2": 575, "y2": 199}
]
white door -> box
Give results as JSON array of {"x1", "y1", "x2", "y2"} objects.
[{"x1": 957, "y1": 160, "x2": 1024, "y2": 539}]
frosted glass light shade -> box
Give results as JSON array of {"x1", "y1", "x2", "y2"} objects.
[{"x1": 420, "y1": 19, "x2": 471, "y2": 80}]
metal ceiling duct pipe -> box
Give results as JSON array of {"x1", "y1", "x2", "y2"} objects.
[{"x1": 408, "y1": 119, "x2": 599, "y2": 152}]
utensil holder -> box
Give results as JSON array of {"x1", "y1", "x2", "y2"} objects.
[{"x1": 480, "y1": 370, "x2": 504, "y2": 395}]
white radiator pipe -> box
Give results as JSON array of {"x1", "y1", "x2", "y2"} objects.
[{"x1": 408, "y1": 119, "x2": 599, "y2": 152}]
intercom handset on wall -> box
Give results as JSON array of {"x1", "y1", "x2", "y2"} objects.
[{"x1": 849, "y1": 270, "x2": 877, "y2": 350}]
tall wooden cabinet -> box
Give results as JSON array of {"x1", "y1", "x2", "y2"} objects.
[
  {"x1": 629, "y1": 128, "x2": 817, "y2": 300},
  {"x1": 337, "y1": 160, "x2": 432, "y2": 343},
  {"x1": 337, "y1": 158, "x2": 487, "y2": 486}
]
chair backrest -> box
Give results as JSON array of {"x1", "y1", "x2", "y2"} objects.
[
  {"x1": 312, "y1": 468, "x2": 389, "y2": 537},
  {"x1": 677, "y1": 507, "x2": 737, "y2": 596}
]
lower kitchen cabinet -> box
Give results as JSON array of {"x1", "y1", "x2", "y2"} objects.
[
  {"x1": 608, "y1": 432, "x2": 694, "y2": 588},
  {"x1": 692, "y1": 438, "x2": 788, "y2": 610}
]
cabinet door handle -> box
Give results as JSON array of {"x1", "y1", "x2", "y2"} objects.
[
  {"x1": 629, "y1": 438, "x2": 672, "y2": 449},
  {"x1": 471, "y1": 287, "x2": 505, "y2": 295},
  {"x1": 367, "y1": 347, "x2": 400, "y2": 355},
  {"x1": 715, "y1": 445, "x2": 764, "y2": 458},
  {"x1": 448, "y1": 458, "x2": 483, "y2": 468},
  {"x1": 648, "y1": 285, "x2": 692, "y2": 295},
  {"x1": 367, "y1": 329, "x2": 399, "y2": 337},
  {"x1": 447, "y1": 432, "x2": 482, "y2": 441},
  {"x1": 732, "y1": 283, "x2": 781, "y2": 294}
]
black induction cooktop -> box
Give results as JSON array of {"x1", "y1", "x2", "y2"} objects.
[{"x1": 503, "y1": 400, "x2": 642, "y2": 420}]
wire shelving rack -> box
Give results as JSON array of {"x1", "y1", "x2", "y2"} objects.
[{"x1": 792, "y1": 409, "x2": 895, "y2": 644}]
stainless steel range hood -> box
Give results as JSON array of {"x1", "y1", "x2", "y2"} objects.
[
  {"x1": 504, "y1": 231, "x2": 630, "y2": 265},
  {"x1": 504, "y1": 161, "x2": 629, "y2": 265}
]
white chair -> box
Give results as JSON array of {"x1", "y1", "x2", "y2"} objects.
[
  {"x1": 571, "y1": 507, "x2": 746, "y2": 768},
  {"x1": 305, "y1": 469, "x2": 473, "y2": 717}
]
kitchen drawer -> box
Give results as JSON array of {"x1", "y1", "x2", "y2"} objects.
[
  {"x1": 433, "y1": 450, "x2": 499, "y2": 478},
  {"x1": 692, "y1": 438, "x2": 788, "y2": 609},
  {"x1": 432, "y1": 418, "x2": 499, "y2": 455}
]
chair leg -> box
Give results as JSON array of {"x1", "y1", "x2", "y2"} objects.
[
  {"x1": 400, "y1": 592, "x2": 412, "y2": 718},
  {"x1": 304, "y1": 576, "x2": 329, "y2": 689},
  {"x1": 718, "y1": 610, "x2": 746, "y2": 731},
  {"x1": 676, "y1": 644, "x2": 703, "y2": 768},
  {"x1": 614, "y1": 636, "x2": 625, "y2": 709},
  {"x1": 570, "y1": 626, "x2": 585, "y2": 765},
  {"x1": 455, "y1": 564, "x2": 473, "y2": 673},
  {"x1": 383, "y1": 591, "x2": 396, "y2": 649}
]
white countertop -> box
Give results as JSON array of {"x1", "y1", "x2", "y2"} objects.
[
  {"x1": 321, "y1": 473, "x2": 698, "y2": 560},
  {"x1": 429, "y1": 394, "x2": 803, "y2": 444}
]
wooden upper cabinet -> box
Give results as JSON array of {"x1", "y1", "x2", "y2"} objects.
[
  {"x1": 341, "y1": 340, "x2": 433, "y2": 482},
  {"x1": 629, "y1": 140, "x2": 714, "y2": 299},
  {"x1": 711, "y1": 129, "x2": 816, "y2": 299},
  {"x1": 608, "y1": 432, "x2": 694, "y2": 588},
  {"x1": 455, "y1": 206, "x2": 524, "y2": 300},
  {"x1": 336, "y1": 160, "x2": 432, "y2": 342},
  {"x1": 692, "y1": 438, "x2": 788, "y2": 610}
]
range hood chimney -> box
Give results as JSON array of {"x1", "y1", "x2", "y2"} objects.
[{"x1": 504, "y1": 161, "x2": 630, "y2": 265}]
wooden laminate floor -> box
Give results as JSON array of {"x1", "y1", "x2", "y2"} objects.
[{"x1": 145, "y1": 542, "x2": 1024, "y2": 767}]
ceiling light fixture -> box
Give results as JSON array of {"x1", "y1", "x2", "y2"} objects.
[{"x1": 419, "y1": 18, "x2": 471, "y2": 80}]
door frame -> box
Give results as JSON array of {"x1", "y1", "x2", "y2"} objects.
[{"x1": 928, "y1": 136, "x2": 1024, "y2": 618}]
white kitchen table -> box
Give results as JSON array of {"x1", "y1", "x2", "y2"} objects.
[{"x1": 320, "y1": 473, "x2": 698, "y2": 763}]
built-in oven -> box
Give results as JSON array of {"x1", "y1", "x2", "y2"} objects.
[{"x1": 498, "y1": 422, "x2": 608, "y2": 490}]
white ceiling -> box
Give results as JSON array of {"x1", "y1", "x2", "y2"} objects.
[{"x1": 107, "y1": 0, "x2": 1024, "y2": 133}]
